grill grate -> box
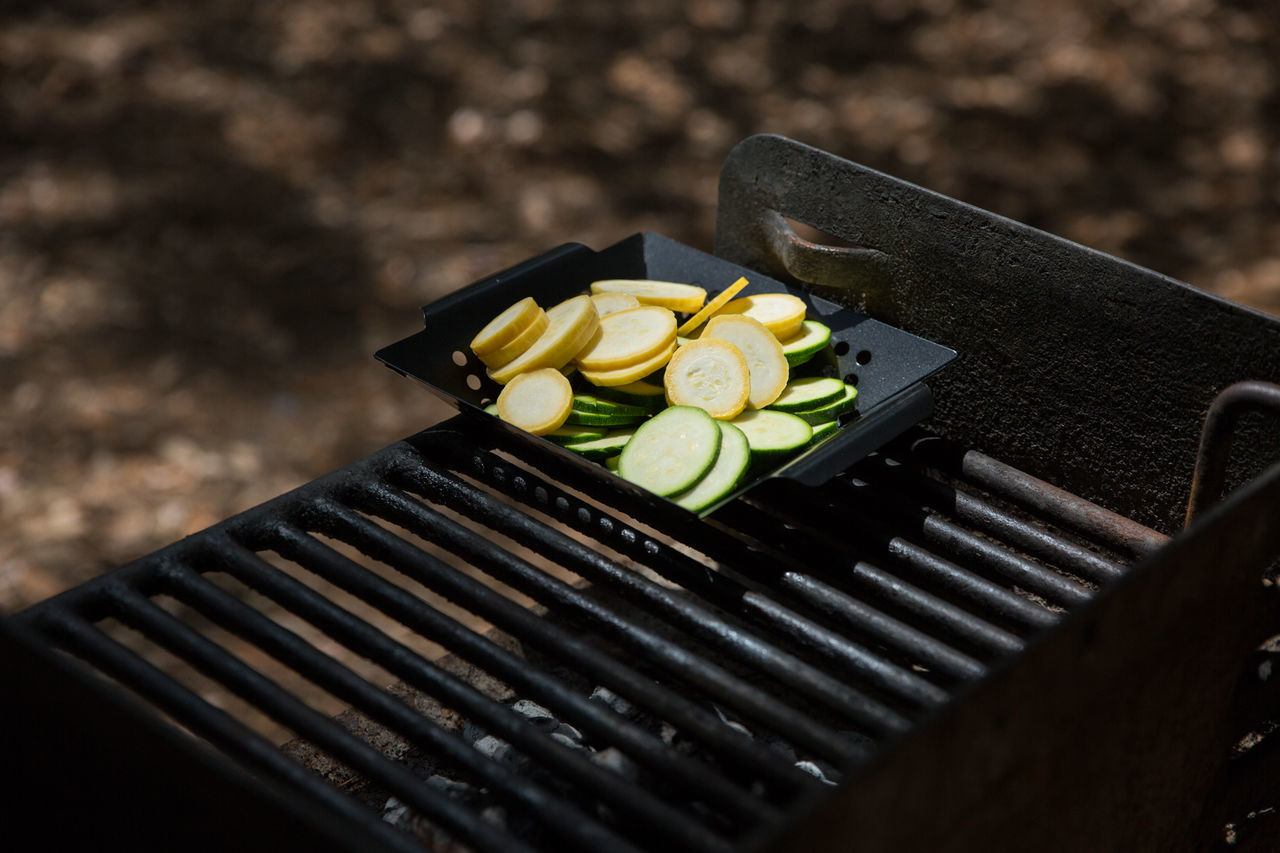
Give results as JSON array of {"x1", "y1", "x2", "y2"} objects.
[{"x1": 17, "y1": 414, "x2": 1164, "y2": 852}]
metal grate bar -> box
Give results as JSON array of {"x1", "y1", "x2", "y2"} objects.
[
  {"x1": 400, "y1": 442, "x2": 951, "y2": 708},
  {"x1": 272, "y1": 511, "x2": 817, "y2": 795},
  {"x1": 221, "y1": 527, "x2": 775, "y2": 825},
  {"x1": 331, "y1": 486, "x2": 877, "y2": 763},
  {"x1": 105, "y1": 581, "x2": 532, "y2": 852},
  {"x1": 157, "y1": 560, "x2": 710, "y2": 853},
  {"x1": 36, "y1": 607, "x2": 428, "y2": 853},
  {"x1": 857, "y1": 452, "x2": 1126, "y2": 584},
  {"x1": 711, "y1": 501, "x2": 1028, "y2": 656}
]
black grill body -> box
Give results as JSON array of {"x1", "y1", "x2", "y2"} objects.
[{"x1": 6, "y1": 135, "x2": 1280, "y2": 852}]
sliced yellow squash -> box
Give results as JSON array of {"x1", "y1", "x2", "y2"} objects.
[
  {"x1": 676, "y1": 276, "x2": 750, "y2": 337},
  {"x1": 477, "y1": 307, "x2": 549, "y2": 369},
  {"x1": 716, "y1": 293, "x2": 807, "y2": 340},
  {"x1": 590, "y1": 279, "x2": 707, "y2": 313},
  {"x1": 470, "y1": 297, "x2": 543, "y2": 358},
  {"x1": 496, "y1": 367, "x2": 574, "y2": 435},
  {"x1": 703, "y1": 314, "x2": 789, "y2": 409},
  {"x1": 663, "y1": 338, "x2": 751, "y2": 420},
  {"x1": 579, "y1": 341, "x2": 677, "y2": 387},
  {"x1": 590, "y1": 292, "x2": 642, "y2": 317},
  {"x1": 487, "y1": 295, "x2": 600, "y2": 384},
  {"x1": 574, "y1": 305, "x2": 678, "y2": 372}
]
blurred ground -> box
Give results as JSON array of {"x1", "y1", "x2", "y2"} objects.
[{"x1": 2, "y1": 0, "x2": 1279, "y2": 612}]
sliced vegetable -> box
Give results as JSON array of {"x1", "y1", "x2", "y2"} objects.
[
  {"x1": 805, "y1": 420, "x2": 840, "y2": 448},
  {"x1": 542, "y1": 423, "x2": 607, "y2": 445},
  {"x1": 496, "y1": 368, "x2": 574, "y2": 435},
  {"x1": 469, "y1": 296, "x2": 543, "y2": 358},
  {"x1": 702, "y1": 314, "x2": 789, "y2": 409},
  {"x1": 604, "y1": 454, "x2": 621, "y2": 471},
  {"x1": 479, "y1": 308, "x2": 549, "y2": 369},
  {"x1": 590, "y1": 279, "x2": 707, "y2": 313},
  {"x1": 618, "y1": 406, "x2": 721, "y2": 496},
  {"x1": 789, "y1": 384, "x2": 858, "y2": 425},
  {"x1": 590, "y1": 292, "x2": 642, "y2": 317},
  {"x1": 663, "y1": 338, "x2": 751, "y2": 420},
  {"x1": 717, "y1": 293, "x2": 808, "y2": 340},
  {"x1": 778, "y1": 320, "x2": 832, "y2": 368},
  {"x1": 768, "y1": 376, "x2": 846, "y2": 412},
  {"x1": 566, "y1": 407, "x2": 644, "y2": 427},
  {"x1": 592, "y1": 380, "x2": 666, "y2": 411},
  {"x1": 579, "y1": 341, "x2": 676, "y2": 387},
  {"x1": 563, "y1": 427, "x2": 637, "y2": 461},
  {"x1": 676, "y1": 276, "x2": 750, "y2": 337},
  {"x1": 483, "y1": 403, "x2": 499, "y2": 416},
  {"x1": 729, "y1": 409, "x2": 813, "y2": 460},
  {"x1": 487, "y1": 295, "x2": 600, "y2": 384},
  {"x1": 574, "y1": 305, "x2": 678, "y2": 372},
  {"x1": 571, "y1": 394, "x2": 648, "y2": 418},
  {"x1": 671, "y1": 422, "x2": 750, "y2": 512}
]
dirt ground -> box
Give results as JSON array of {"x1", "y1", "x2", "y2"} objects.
[{"x1": 3, "y1": 0, "x2": 1279, "y2": 612}]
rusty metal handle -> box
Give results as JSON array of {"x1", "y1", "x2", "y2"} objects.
[
  {"x1": 1185, "y1": 380, "x2": 1280, "y2": 525},
  {"x1": 760, "y1": 209, "x2": 894, "y2": 292}
]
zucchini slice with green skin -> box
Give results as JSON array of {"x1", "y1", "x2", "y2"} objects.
[
  {"x1": 790, "y1": 385, "x2": 858, "y2": 425},
  {"x1": 542, "y1": 423, "x2": 608, "y2": 445},
  {"x1": 563, "y1": 427, "x2": 637, "y2": 461},
  {"x1": 671, "y1": 422, "x2": 751, "y2": 513},
  {"x1": 779, "y1": 321, "x2": 832, "y2": 367},
  {"x1": 729, "y1": 409, "x2": 813, "y2": 460},
  {"x1": 571, "y1": 394, "x2": 648, "y2": 418},
  {"x1": 804, "y1": 420, "x2": 840, "y2": 449},
  {"x1": 618, "y1": 406, "x2": 721, "y2": 496},
  {"x1": 483, "y1": 403, "x2": 499, "y2": 416},
  {"x1": 566, "y1": 408, "x2": 644, "y2": 427},
  {"x1": 592, "y1": 380, "x2": 666, "y2": 411},
  {"x1": 768, "y1": 376, "x2": 846, "y2": 412}
]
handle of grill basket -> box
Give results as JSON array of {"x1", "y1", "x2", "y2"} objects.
[
  {"x1": 759, "y1": 209, "x2": 894, "y2": 295},
  {"x1": 778, "y1": 382, "x2": 936, "y2": 487}
]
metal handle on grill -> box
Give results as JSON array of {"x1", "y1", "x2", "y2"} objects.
[
  {"x1": 759, "y1": 209, "x2": 894, "y2": 294},
  {"x1": 1185, "y1": 380, "x2": 1280, "y2": 525}
]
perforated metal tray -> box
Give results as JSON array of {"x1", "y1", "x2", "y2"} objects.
[{"x1": 376, "y1": 232, "x2": 955, "y2": 516}]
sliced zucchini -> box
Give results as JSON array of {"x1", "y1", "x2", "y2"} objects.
[
  {"x1": 790, "y1": 385, "x2": 858, "y2": 425},
  {"x1": 663, "y1": 338, "x2": 751, "y2": 420},
  {"x1": 477, "y1": 307, "x2": 549, "y2": 369},
  {"x1": 496, "y1": 367, "x2": 574, "y2": 435},
  {"x1": 618, "y1": 406, "x2": 721, "y2": 496},
  {"x1": 671, "y1": 422, "x2": 751, "y2": 513},
  {"x1": 563, "y1": 427, "x2": 637, "y2": 461},
  {"x1": 676, "y1": 276, "x2": 749, "y2": 337},
  {"x1": 488, "y1": 295, "x2": 600, "y2": 384},
  {"x1": 729, "y1": 409, "x2": 813, "y2": 460},
  {"x1": 593, "y1": 380, "x2": 666, "y2": 411},
  {"x1": 779, "y1": 321, "x2": 832, "y2": 368},
  {"x1": 574, "y1": 306, "x2": 677, "y2": 372},
  {"x1": 604, "y1": 454, "x2": 621, "y2": 472},
  {"x1": 571, "y1": 394, "x2": 648, "y2": 417},
  {"x1": 717, "y1": 293, "x2": 807, "y2": 340},
  {"x1": 542, "y1": 423, "x2": 608, "y2": 445},
  {"x1": 805, "y1": 420, "x2": 840, "y2": 448},
  {"x1": 768, "y1": 376, "x2": 845, "y2": 412},
  {"x1": 590, "y1": 280, "x2": 707, "y2": 314},
  {"x1": 590, "y1": 292, "x2": 641, "y2": 317},
  {"x1": 579, "y1": 342, "x2": 676, "y2": 387},
  {"x1": 703, "y1": 314, "x2": 789, "y2": 409},
  {"x1": 483, "y1": 403, "x2": 499, "y2": 416},
  {"x1": 470, "y1": 296, "x2": 543, "y2": 358},
  {"x1": 566, "y1": 407, "x2": 644, "y2": 427}
]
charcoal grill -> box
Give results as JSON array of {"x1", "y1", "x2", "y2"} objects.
[{"x1": 6, "y1": 134, "x2": 1280, "y2": 852}]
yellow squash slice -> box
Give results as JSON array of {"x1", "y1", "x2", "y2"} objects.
[
  {"x1": 590, "y1": 280, "x2": 707, "y2": 314},
  {"x1": 574, "y1": 305, "x2": 678, "y2": 372},
  {"x1": 663, "y1": 338, "x2": 751, "y2": 419},
  {"x1": 487, "y1": 295, "x2": 600, "y2": 384},
  {"x1": 579, "y1": 341, "x2": 677, "y2": 387},
  {"x1": 470, "y1": 297, "x2": 543, "y2": 358},
  {"x1": 590, "y1": 292, "x2": 642, "y2": 317},
  {"x1": 716, "y1": 293, "x2": 807, "y2": 340},
  {"x1": 676, "y1": 276, "x2": 750, "y2": 337},
  {"x1": 703, "y1": 314, "x2": 789, "y2": 409},
  {"x1": 477, "y1": 307, "x2": 549, "y2": 369},
  {"x1": 496, "y1": 367, "x2": 574, "y2": 434}
]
